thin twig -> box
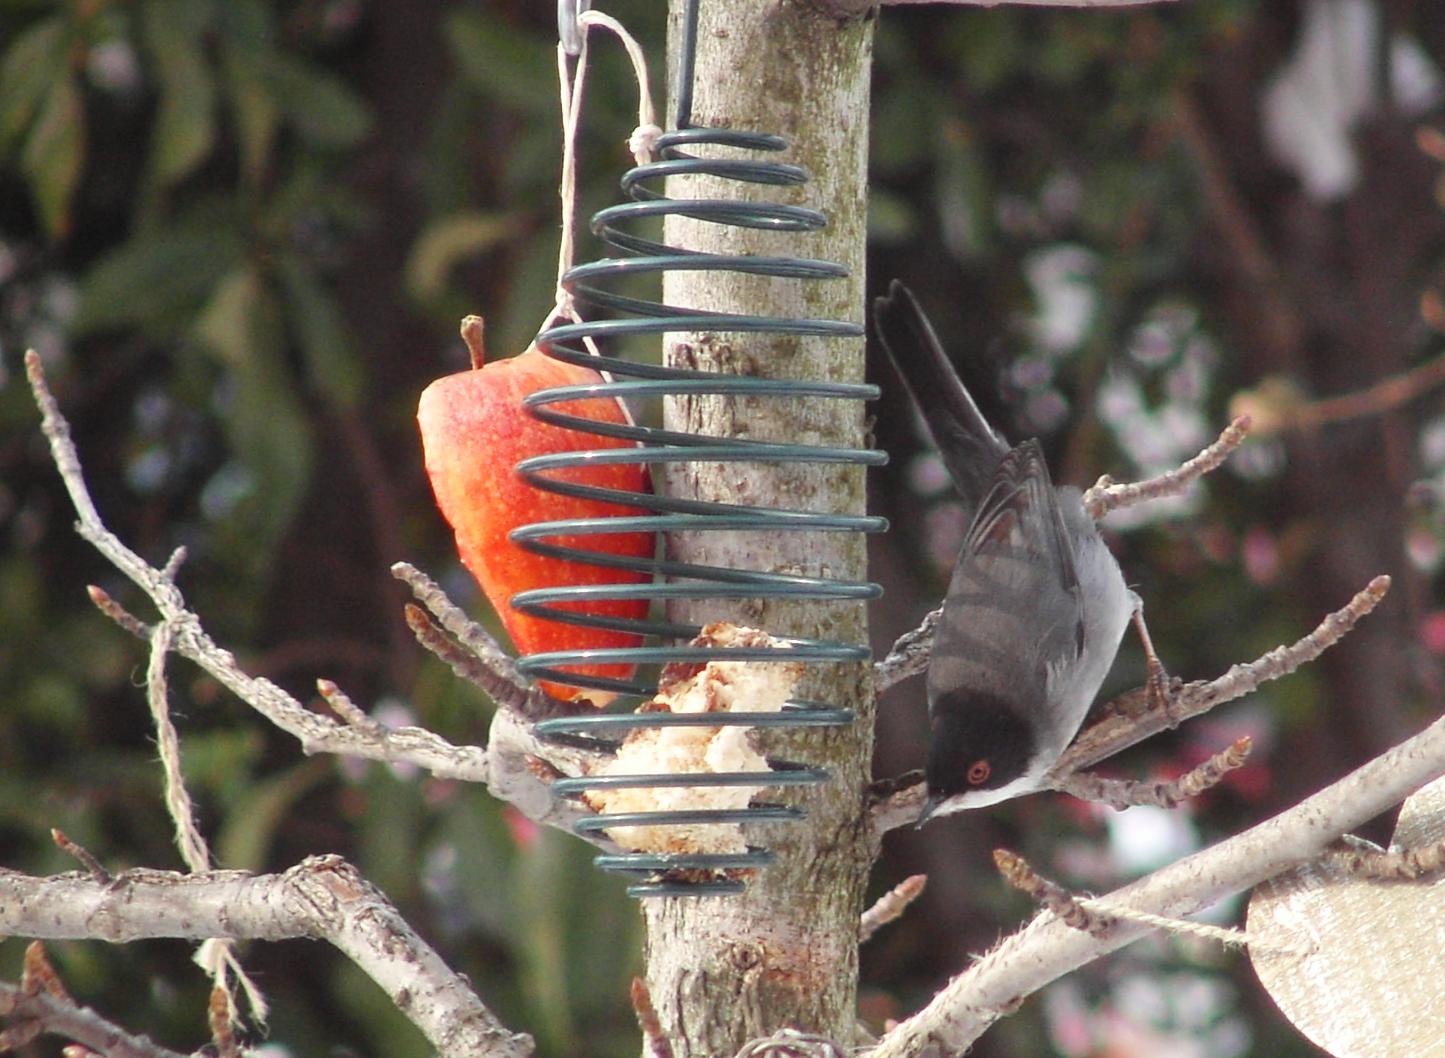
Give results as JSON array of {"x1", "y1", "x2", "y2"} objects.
[
  {"x1": 50, "y1": 830, "x2": 109, "y2": 885},
  {"x1": 208, "y1": 987, "x2": 240, "y2": 1058},
  {"x1": 1232, "y1": 353, "x2": 1445, "y2": 437},
  {"x1": 1059, "y1": 738, "x2": 1252, "y2": 810},
  {"x1": 0, "y1": 979, "x2": 189, "y2": 1058},
  {"x1": 859, "y1": 875, "x2": 928, "y2": 944},
  {"x1": 85, "y1": 586, "x2": 150, "y2": 639},
  {"x1": 403, "y1": 604, "x2": 540, "y2": 716},
  {"x1": 28, "y1": 352, "x2": 605, "y2": 851},
  {"x1": 391, "y1": 563, "x2": 528, "y2": 690},
  {"x1": 1325, "y1": 836, "x2": 1445, "y2": 879},
  {"x1": 1052, "y1": 576, "x2": 1389, "y2": 780},
  {"x1": 630, "y1": 978, "x2": 674, "y2": 1058},
  {"x1": 317, "y1": 679, "x2": 387, "y2": 737},
  {"x1": 22, "y1": 942, "x2": 69, "y2": 1001},
  {"x1": 993, "y1": 852, "x2": 1111, "y2": 937},
  {"x1": 392, "y1": 563, "x2": 573, "y2": 720},
  {"x1": 24, "y1": 353, "x2": 490, "y2": 783},
  {"x1": 874, "y1": 609, "x2": 940, "y2": 696},
  {"x1": 1083, "y1": 416, "x2": 1251, "y2": 520}
]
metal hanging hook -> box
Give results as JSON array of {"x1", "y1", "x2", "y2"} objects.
[{"x1": 558, "y1": 0, "x2": 592, "y2": 56}]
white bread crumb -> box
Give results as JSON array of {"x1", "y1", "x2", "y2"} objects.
[{"x1": 584, "y1": 623, "x2": 804, "y2": 854}]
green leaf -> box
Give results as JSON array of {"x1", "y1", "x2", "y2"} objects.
[
  {"x1": 866, "y1": 187, "x2": 918, "y2": 246},
  {"x1": 219, "y1": 42, "x2": 277, "y2": 186},
  {"x1": 212, "y1": 0, "x2": 276, "y2": 183},
  {"x1": 212, "y1": 0, "x2": 273, "y2": 54},
  {"x1": 0, "y1": 15, "x2": 68, "y2": 154},
  {"x1": 193, "y1": 264, "x2": 267, "y2": 369},
  {"x1": 511, "y1": 829, "x2": 581, "y2": 1054},
  {"x1": 275, "y1": 255, "x2": 364, "y2": 410},
  {"x1": 215, "y1": 756, "x2": 332, "y2": 871},
  {"x1": 445, "y1": 9, "x2": 555, "y2": 113},
  {"x1": 75, "y1": 216, "x2": 244, "y2": 336},
  {"x1": 20, "y1": 71, "x2": 84, "y2": 240},
  {"x1": 934, "y1": 118, "x2": 994, "y2": 261},
  {"x1": 270, "y1": 55, "x2": 372, "y2": 150},
  {"x1": 142, "y1": 0, "x2": 217, "y2": 186},
  {"x1": 192, "y1": 265, "x2": 314, "y2": 554},
  {"x1": 178, "y1": 728, "x2": 265, "y2": 803},
  {"x1": 404, "y1": 210, "x2": 522, "y2": 304}
]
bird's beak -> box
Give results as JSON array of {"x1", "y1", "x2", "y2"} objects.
[{"x1": 914, "y1": 792, "x2": 944, "y2": 828}]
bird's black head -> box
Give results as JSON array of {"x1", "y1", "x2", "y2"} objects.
[{"x1": 923, "y1": 690, "x2": 1039, "y2": 816}]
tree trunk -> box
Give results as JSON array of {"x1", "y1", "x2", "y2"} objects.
[{"x1": 644, "y1": 1, "x2": 876, "y2": 1054}]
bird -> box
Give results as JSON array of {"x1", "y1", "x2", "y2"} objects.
[{"x1": 873, "y1": 279, "x2": 1141, "y2": 819}]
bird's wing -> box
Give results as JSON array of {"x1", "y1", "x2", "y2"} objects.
[
  {"x1": 872, "y1": 280, "x2": 1010, "y2": 509},
  {"x1": 927, "y1": 440, "x2": 1086, "y2": 707}
]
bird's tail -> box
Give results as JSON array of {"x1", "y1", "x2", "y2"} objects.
[{"x1": 872, "y1": 279, "x2": 1010, "y2": 507}]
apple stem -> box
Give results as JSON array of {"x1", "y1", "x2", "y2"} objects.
[{"x1": 460, "y1": 315, "x2": 486, "y2": 370}]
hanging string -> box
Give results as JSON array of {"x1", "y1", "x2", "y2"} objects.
[
  {"x1": 1070, "y1": 899, "x2": 1305, "y2": 954},
  {"x1": 552, "y1": 9, "x2": 659, "y2": 333}
]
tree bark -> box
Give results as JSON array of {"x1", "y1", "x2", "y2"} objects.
[{"x1": 644, "y1": 1, "x2": 876, "y2": 1053}]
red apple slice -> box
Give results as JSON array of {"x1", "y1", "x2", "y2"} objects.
[{"x1": 418, "y1": 317, "x2": 651, "y2": 702}]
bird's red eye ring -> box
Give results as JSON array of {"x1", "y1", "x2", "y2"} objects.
[{"x1": 967, "y1": 760, "x2": 991, "y2": 785}]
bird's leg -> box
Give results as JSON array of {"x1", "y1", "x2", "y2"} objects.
[{"x1": 1131, "y1": 600, "x2": 1176, "y2": 725}]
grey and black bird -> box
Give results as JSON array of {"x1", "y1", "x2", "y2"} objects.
[{"x1": 874, "y1": 280, "x2": 1139, "y2": 819}]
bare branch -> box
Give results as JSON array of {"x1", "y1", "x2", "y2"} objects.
[
  {"x1": 871, "y1": 577, "x2": 1387, "y2": 836},
  {"x1": 317, "y1": 679, "x2": 388, "y2": 737},
  {"x1": 0, "y1": 979, "x2": 191, "y2": 1058},
  {"x1": 1083, "y1": 415, "x2": 1251, "y2": 520},
  {"x1": 177, "y1": 608, "x2": 483, "y2": 776},
  {"x1": 878, "y1": 417, "x2": 1247, "y2": 693},
  {"x1": 23, "y1": 941, "x2": 70, "y2": 1001},
  {"x1": 21, "y1": 353, "x2": 492, "y2": 783},
  {"x1": 403, "y1": 604, "x2": 576, "y2": 722},
  {"x1": 866, "y1": 705, "x2": 1445, "y2": 1058},
  {"x1": 1231, "y1": 353, "x2": 1445, "y2": 437},
  {"x1": 874, "y1": 608, "x2": 940, "y2": 695},
  {"x1": 859, "y1": 875, "x2": 928, "y2": 944},
  {"x1": 821, "y1": 0, "x2": 1179, "y2": 19},
  {"x1": 1325, "y1": 836, "x2": 1445, "y2": 880},
  {"x1": 50, "y1": 830, "x2": 109, "y2": 884},
  {"x1": 0, "y1": 857, "x2": 533, "y2": 1058},
  {"x1": 28, "y1": 347, "x2": 615, "y2": 852},
  {"x1": 992, "y1": 853, "x2": 1110, "y2": 937},
  {"x1": 86, "y1": 585, "x2": 150, "y2": 639},
  {"x1": 1052, "y1": 575, "x2": 1390, "y2": 779},
  {"x1": 1059, "y1": 737, "x2": 1252, "y2": 810},
  {"x1": 631, "y1": 978, "x2": 675, "y2": 1058},
  {"x1": 84, "y1": 565, "x2": 486, "y2": 782},
  {"x1": 207, "y1": 987, "x2": 239, "y2": 1058},
  {"x1": 391, "y1": 563, "x2": 574, "y2": 720}
]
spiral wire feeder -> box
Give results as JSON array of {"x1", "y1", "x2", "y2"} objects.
[{"x1": 522, "y1": 0, "x2": 886, "y2": 897}]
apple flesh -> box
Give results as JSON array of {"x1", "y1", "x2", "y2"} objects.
[{"x1": 418, "y1": 319, "x2": 651, "y2": 702}]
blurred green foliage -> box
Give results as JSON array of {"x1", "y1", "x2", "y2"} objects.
[
  {"x1": 0, "y1": 0, "x2": 653, "y2": 1054},
  {"x1": 3, "y1": 0, "x2": 1444, "y2": 1056}
]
